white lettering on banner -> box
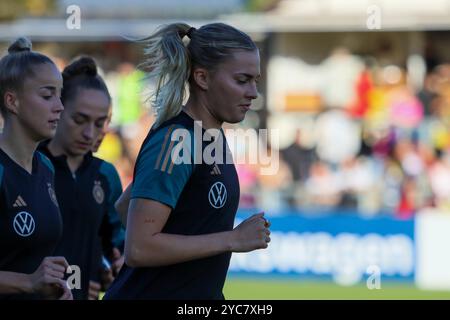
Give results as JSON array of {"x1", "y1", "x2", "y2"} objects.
[{"x1": 229, "y1": 231, "x2": 414, "y2": 286}]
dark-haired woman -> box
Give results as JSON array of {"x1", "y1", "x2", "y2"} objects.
[
  {"x1": 104, "y1": 23, "x2": 270, "y2": 300},
  {"x1": 0, "y1": 37, "x2": 72, "y2": 300},
  {"x1": 39, "y1": 56, "x2": 124, "y2": 300}
]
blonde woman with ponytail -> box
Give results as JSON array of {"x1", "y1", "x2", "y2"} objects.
[
  {"x1": 105, "y1": 23, "x2": 270, "y2": 300},
  {"x1": 0, "y1": 38, "x2": 71, "y2": 300}
]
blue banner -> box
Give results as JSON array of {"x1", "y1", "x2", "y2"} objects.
[{"x1": 229, "y1": 210, "x2": 415, "y2": 285}]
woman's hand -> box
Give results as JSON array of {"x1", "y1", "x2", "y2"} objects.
[
  {"x1": 231, "y1": 212, "x2": 271, "y2": 252},
  {"x1": 28, "y1": 256, "x2": 72, "y2": 300}
]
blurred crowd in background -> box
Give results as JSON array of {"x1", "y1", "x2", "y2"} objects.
[
  {"x1": 80, "y1": 49, "x2": 450, "y2": 219},
  {"x1": 1, "y1": 0, "x2": 450, "y2": 219},
  {"x1": 231, "y1": 55, "x2": 450, "y2": 219}
]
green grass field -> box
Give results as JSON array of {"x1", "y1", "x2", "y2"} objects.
[{"x1": 223, "y1": 277, "x2": 450, "y2": 300}]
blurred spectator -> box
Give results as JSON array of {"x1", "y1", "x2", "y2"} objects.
[
  {"x1": 320, "y1": 47, "x2": 364, "y2": 109},
  {"x1": 314, "y1": 109, "x2": 361, "y2": 164},
  {"x1": 396, "y1": 176, "x2": 418, "y2": 219},
  {"x1": 304, "y1": 160, "x2": 341, "y2": 210},
  {"x1": 428, "y1": 151, "x2": 450, "y2": 211},
  {"x1": 281, "y1": 128, "x2": 317, "y2": 207},
  {"x1": 282, "y1": 129, "x2": 317, "y2": 183},
  {"x1": 337, "y1": 156, "x2": 380, "y2": 215},
  {"x1": 417, "y1": 71, "x2": 439, "y2": 117},
  {"x1": 111, "y1": 62, "x2": 145, "y2": 166},
  {"x1": 256, "y1": 142, "x2": 293, "y2": 214},
  {"x1": 348, "y1": 60, "x2": 373, "y2": 119}
]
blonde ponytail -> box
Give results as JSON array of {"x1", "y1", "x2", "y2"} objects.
[
  {"x1": 139, "y1": 22, "x2": 256, "y2": 127},
  {"x1": 139, "y1": 23, "x2": 192, "y2": 127}
]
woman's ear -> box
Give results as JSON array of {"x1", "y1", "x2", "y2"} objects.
[
  {"x1": 3, "y1": 91, "x2": 20, "y2": 115},
  {"x1": 192, "y1": 67, "x2": 209, "y2": 91}
]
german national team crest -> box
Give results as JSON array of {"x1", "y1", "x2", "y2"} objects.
[
  {"x1": 13, "y1": 211, "x2": 35, "y2": 237},
  {"x1": 208, "y1": 182, "x2": 227, "y2": 209},
  {"x1": 93, "y1": 180, "x2": 104, "y2": 204},
  {"x1": 47, "y1": 183, "x2": 59, "y2": 207}
]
